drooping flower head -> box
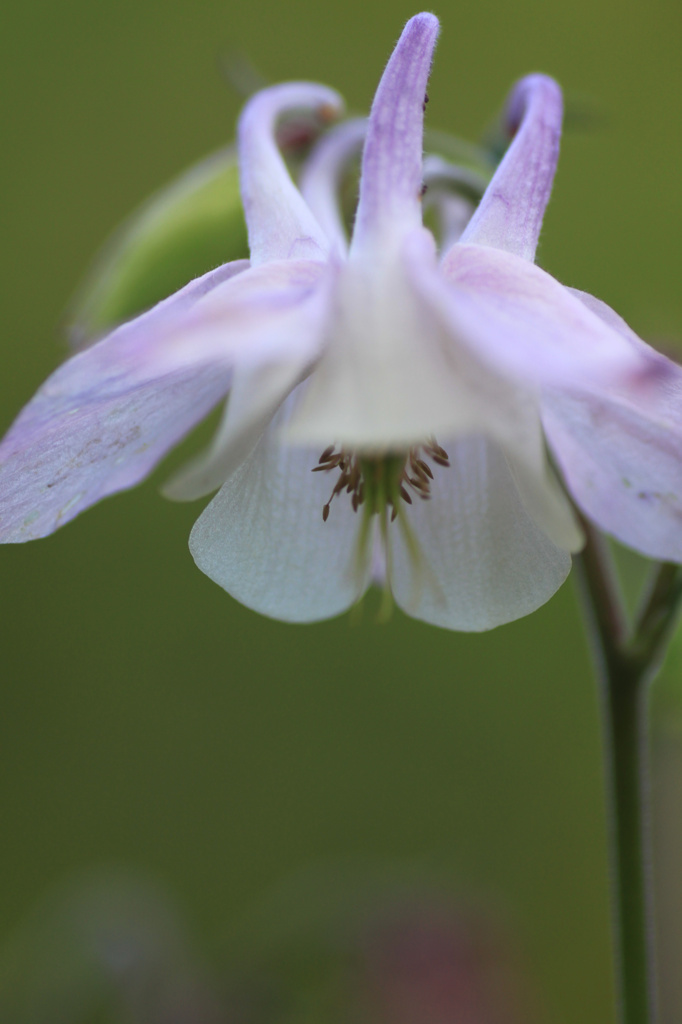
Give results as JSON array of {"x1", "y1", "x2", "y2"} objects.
[{"x1": 0, "y1": 14, "x2": 676, "y2": 630}]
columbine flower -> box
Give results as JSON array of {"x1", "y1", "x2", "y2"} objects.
[{"x1": 0, "y1": 13, "x2": 676, "y2": 630}]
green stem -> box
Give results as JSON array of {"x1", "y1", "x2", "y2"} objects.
[
  {"x1": 573, "y1": 522, "x2": 682, "y2": 1024},
  {"x1": 605, "y1": 650, "x2": 655, "y2": 1024}
]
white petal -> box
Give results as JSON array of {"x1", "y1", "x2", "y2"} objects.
[
  {"x1": 287, "y1": 232, "x2": 576, "y2": 464},
  {"x1": 390, "y1": 436, "x2": 572, "y2": 631},
  {"x1": 189, "y1": 394, "x2": 371, "y2": 622},
  {"x1": 504, "y1": 448, "x2": 583, "y2": 552}
]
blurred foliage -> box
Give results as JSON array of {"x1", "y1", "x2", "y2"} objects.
[{"x1": 67, "y1": 147, "x2": 247, "y2": 345}]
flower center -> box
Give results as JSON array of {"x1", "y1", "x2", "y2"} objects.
[{"x1": 312, "y1": 441, "x2": 450, "y2": 522}]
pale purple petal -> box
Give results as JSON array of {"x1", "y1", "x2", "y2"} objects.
[
  {"x1": 189, "y1": 392, "x2": 370, "y2": 622},
  {"x1": 238, "y1": 83, "x2": 343, "y2": 266},
  {"x1": 425, "y1": 242, "x2": 653, "y2": 387},
  {"x1": 457, "y1": 75, "x2": 563, "y2": 261},
  {"x1": 0, "y1": 260, "x2": 327, "y2": 542},
  {"x1": 351, "y1": 13, "x2": 439, "y2": 254},
  {"x1": 299, "y1": 118, "x2": 367, "y2": 256},
  {"x1": 543, "y1": 348, "x2": 682, "y2": 562},
  {"x1": 390, "y1": 436, "x2": 571, "y2": 631},
  {"x1": 0, "y1": 353, "x2": 232, "y2": 543},
  {"x1": 566, "y1": 287, "x2": 654, "y2": 356},
  {"x1": 150, "y1": 259, "x2": 329, "y2": 374}
]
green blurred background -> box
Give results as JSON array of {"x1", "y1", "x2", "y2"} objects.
[{"x1": 2, "y1": 0, "x2": 682, "y2": 1020}]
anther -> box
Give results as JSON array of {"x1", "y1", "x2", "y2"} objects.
[{"x1": 313, "y1": 439, "x2": 450, "y2": 522}]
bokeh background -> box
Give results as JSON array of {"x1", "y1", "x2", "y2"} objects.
[{"x1": 2, "y1": 0, "x2": 682, "y2": 1021}]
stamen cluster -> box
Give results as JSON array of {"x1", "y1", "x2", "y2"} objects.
[{"x1": 313, "y1": 441, "x2": 450, "y2": 522}]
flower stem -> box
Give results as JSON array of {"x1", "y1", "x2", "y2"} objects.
[
  {"x1": 605, "y1": 650, "x2": 655, "y2": 1024},
  {"x1": 575, "y1": 521, "x2": 682, "y2": 1024}
]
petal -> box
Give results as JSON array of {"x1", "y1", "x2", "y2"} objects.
[
  {"x1": 299, "y1": 118, "x2": 367, "y2": 256},
  {"x1": 457, "y1": 75, "x2": 563, "y2": 261},
  {"x1": 0, "y1": 353, "x2": 230, "y2": 543},
  {"x1": 287, "y1": 228, "x2": 519, "y2": 448},
  {"x1": 287, "y1": 230, "x2": 580, "y2": 453},
  {"x1": 543, "y1": 367, "x2": 682, "y2": 562},
  {"x1": 189, "y1": 393, "x2": 370, "y2": 622},
  {"x1": 390, "y1": 436, "x2": 572, "y2": 631},
  {"x1": 430, "y1": 242, "x2": 652, "y2": 387},
  {"x1": 531, "y1": 284, "x2": 682, "y2": 559},
  {"x1": 163, "y1": 359, "x2": 309, "y2": 501},
  {"x1": 162, "y1": 261, "x2": 335, "y2": 500},
  {"x1": 503, "y1": 446, "x2": 583, "y2": 552},
  {"x1": 150, "y1": 259, "x2": 329, "y2": 374},
  {"x1": 238, "y1": 83, "x2": 344, "y2": 265},
  {"x1": 566, "y1": 287, "x2": 654, "y2": 356},
  {"x1": 0, "y1": 259, "x2": 326, "y2": 542},
  {"x1": 351, "y1": 13, "x2": 439, "y2": 255}
]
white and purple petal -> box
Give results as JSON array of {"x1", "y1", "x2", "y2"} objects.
[
  {"x1": 457, "y1": 75, "x2": 562, "y2": 262},
  {"x1": 163, "y1": 359, "x2": 311, "y2": 501},
  {"x1": 543, "y1": 350, "x2": 682, "y2": 562},
  {"x1": 428, "y1": 242, "x2": 654, "y2": 387},
  {"x1": 351, "y1": 13, "x2": 439, "y2": 256},
  {"x1": 0, "y1": 259, "x2": 328, "y2": 541},
  {"x1": 238, "y1": 82, "x2": 343, "y2": 265}
]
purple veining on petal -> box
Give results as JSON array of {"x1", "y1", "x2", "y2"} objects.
[
  {"x1": 150, "y1": 259, "x2": 329, "y2": 374},
  {"x1": 299, "y1": 118, "x2": 367, "y2": 255},
  {"x1": 457, "y1": 75, "x2": 563, "y2": 261},
  {"x1": 238, "y1": 82, "x2": 344, "y2": 266},
  {"x1": 543, "y1": 380, "x2": 682, "y2": 562},
  {"x1": 351, "y1": 13, "x2": 439, "y2": 254},
  {"x1": 433, "y1": 242, "x2": 647, "y2": 386},
  {"x1": 0, "y1": 353, "x2": 232, "y2": 543},
  {"x1": 0, "y1": 259, "x2": 329, "y2": 542}
]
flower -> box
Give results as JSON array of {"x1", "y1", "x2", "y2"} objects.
[{"x1": 0, "y1": 13, "x2": 676, "y2": 630}]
